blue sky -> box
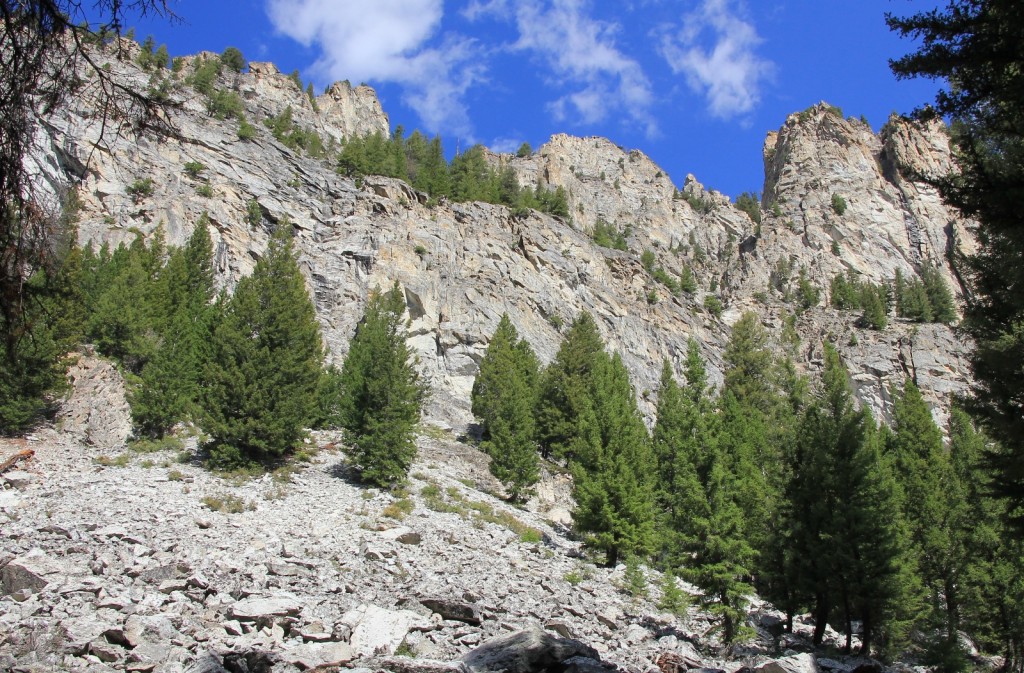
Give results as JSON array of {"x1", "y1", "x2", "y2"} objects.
[{"x1": 116, "y1": 0, "x2": 945, "y2": 200}]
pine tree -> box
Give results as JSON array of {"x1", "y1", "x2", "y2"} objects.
[
  {"x1": 888, "y1": 378, "x2": 954, "y2": 638},
  {"x1": 687, "y1": 453, "x2": 756, "y2": 643},
  {"x1": 338, "y1": 282, "x2": 426, "y2": 487},
  {"x1": 947, "y1": 410, "x2": 1024, "y2": 671},
  {"x1": 718, "y1": 312, "x2": 793, "y2": 576},
  {"x1": 889, "y1": 1, "x2": 1024, "y2": 528},
  {"x1": 571, "y1": 351, "x2": 656, "y2": 566},
  {"x1": 787, "y1": 345, "x2": 920, "y2": 652},
  {"x1": 87, "y1": 231, "x2": 165, "y2": 373},
  {"x1": 0, "y1": 240, "x2": 82, "y2": 431},
  {"x1": 471, "y1": 314, "x2": 541, "y2": 501},
  {"x1": 861, "y1": 283, "x2": 888, "y2": 330},
  {"x1": 651, "y1": 342, "x2": 714, "y2": 564},
  {"x1": 535, "y1": 311, "x2": 605, "y2": 462},
  {"x1": 201, "y1": 227, "x2": 324, "y2": 465},
  {"x1": 131, "y1": 219, "x2": 215, "y2": 437}
]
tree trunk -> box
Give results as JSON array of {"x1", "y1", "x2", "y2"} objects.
[
  {"x1": 813, "y1": 595, "x2": 830, "y2": 646},
  {"x1": 860, "y1": 609, "x2": 872, "y2": 657}
]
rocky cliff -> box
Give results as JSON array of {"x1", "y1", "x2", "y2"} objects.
[{"x1": 31, "y1": 46, "x2": 972, "y2": 431}]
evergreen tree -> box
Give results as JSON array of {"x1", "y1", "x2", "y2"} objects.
[
  {"x1": 947, "y1": 409, "x2": 1024, "y2": 671},
  {"x1": 86, "y1": 230, "x2": 166, "y2": 373},
  {"x1": 787, "y1": 345, "x2": 920, "y2": 652},
  {"x1": 131, "y1": 219, "x2": 215, "y2": 437},
  {"x1": 0, "y1": 240, "x2": 82, "y2": 431},
  {"x1": 888, "y1": 378, "x2": 955, "y2": 639},
  {"x1": 201, "y1": 228, "x2": 324, "y2": 465},
  {"x1": 535, "y1": 311, "x2": 605, "y2": 462},
  {"x1": 718, "y1": 313, "x2": 790, "y2": 562},
  {"x1": 898, "y1": 275, "x2": 934, "y2": 322},
  {"x1": 687, "y1": 453, "x2": 756, "y2": 643},
  {"x1": 861, "y1": 283, "x2": 888, "y2": 330},
  {"x1": 651, "y1": 341, "x2": 714, "y2": 564},
  {"x1": 338, "y1": 282, "x2": 426, "y2": 487},
  {"x1": 471, "y1": 314, "x2": 541, "y2": 501},
  {"x1": 571, "y1": 351, "x2": 656, "y2": 566},
  {"x1": 889, "y1": 1, "x2": 1024, "y2": 527},
  {"x1": 921, "y1": 265, "x2": 957, "y2": 324}
]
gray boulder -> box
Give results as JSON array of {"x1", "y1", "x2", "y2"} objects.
[{"x1": 462, "y1": 626, "x2": 600, "y2": 673}]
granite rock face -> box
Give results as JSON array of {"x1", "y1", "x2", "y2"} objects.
[{"x1": 31, "y1": 49, "x2": 971, "y2": 432}]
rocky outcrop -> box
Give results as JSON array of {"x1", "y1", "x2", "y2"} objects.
[
  {"x1": 57, "y1": 352, "x2": 132, "y2": 448},
  {"x1": 29, "y1": 46, "x2": 973, "y2": 431},
  {"x1": 755, "y1": 103, "x2": 966, "y2": 295}
]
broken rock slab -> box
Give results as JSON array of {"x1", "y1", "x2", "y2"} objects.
[
  {"x1": 229, "y1": 595, "x2": 304, "y2": 621},
  {"x1": 419, "y1": 597, "x2": 483, "y2": 626},
  {"x1": 279, "y1": 641, "x2": 354, "y2": 670},
  {"x1": 342, "y1": 603, "x2": 433, "y2": 657},
  {"x1": 1, "y1": 548, "x2": 64, "y2": 596},
  {"x1": 462, "y1": 626, "x2": 601, "y2": 673},
  {"x1": 756, "y1": 654, "x2": 820, "y2": 673}
]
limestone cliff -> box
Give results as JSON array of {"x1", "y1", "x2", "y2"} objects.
[{"x1": 30, "y1": 48, "x2": 973, "y2": 432}]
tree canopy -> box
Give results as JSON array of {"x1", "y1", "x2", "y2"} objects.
[{"x1": 889, "y1": 0, "x2": 1024, "y2": 530}]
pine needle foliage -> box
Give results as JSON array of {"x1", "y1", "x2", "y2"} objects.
[
  {"x1": 201, "y1": 227, "x2": 324, "y2": 466},
  {"x1": 338, "y1": 282, "x2": 426, "y2": 487},
  {"x1": 471, "y1": 314, "x2": 541, "y2": 501}
]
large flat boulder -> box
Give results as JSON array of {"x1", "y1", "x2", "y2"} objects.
[
  {"x1": 462, "y1": 626, "x2": 600, "y2": 673},
  {"x1": 342, "y1": 603, "x2": 432, "y2": 657}
]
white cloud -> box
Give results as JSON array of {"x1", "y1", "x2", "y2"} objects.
[
  {"x1": 658, "y1": 0, "x2": 773, "y2": 119},
  {"x1": 265, "y1": 0, "x2": 483, "y2": 135},
  {"x1": 489, "y1": 136, "x2": 524, "y2": 154},
  {"x1": 468, "y1": 0, "x2": 657, "y2": 137}
]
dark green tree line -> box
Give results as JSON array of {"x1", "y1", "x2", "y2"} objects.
[{"x1": 337, "y1": 130, "x2": 569, "y2": 218}]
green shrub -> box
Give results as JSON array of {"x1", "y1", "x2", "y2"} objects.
[
  {"x1": 516, "y1": 142, "x2": 533, "y2": 158},
  {"x1": 657, "y1": 568, "x2": 689, "y2": 616},
  {"x1": 126, "y1": 178, "x2": 154, "y2": 200},
  {"x1": 196, "y1": 184, "x2": 213, "y2": 198},
  {"x1": 207, "y1": 89, "x2": 245, "y2": 121},
  {"x1": 703, "y1": 295, "x2": 723, "y2": 317},
  {"x1": 383, "y1": 497, "x2": 414, "y2": 520},
  {"x1": 183, "y1": 161, "x2": 206, "y2": 178},
  {"x1": 640, "y1": 248, "x2": 656, "y2": 272},
  {"x1": 591, "y1": 219, "x2": 628, "y2": 251},
  {"x1": 188, "y1": 56, "x2": 222, "y2": 96},
  {"x1": 245, "y1": 199, "x2": 262, "y2": 227},
  {"x1": 237, "y1": 117, "x2": 257, "y2": 141},
  {"x1": 679, "y1": 266, "x2": 697, "y2": 293},
  {"x1": 831, "y1": 193, "x2": 847, "y2": 216},
  {"x1": 653, "y1": 267, "x2": 681, "y2": 295},
  {"x1": 681, "y1": 190, "x2": 715, "y2": 214},
  {"x1": 623, "y1": 555, "x2": 648, "y2": 598},
  {"x1": 129, "y1": 436, "x2": 184, "y2": 454},
  {"x1": 201, "y1": 493, "x2": 253, "y2": 513},
  {"x1": 94, "y1": 454, "x2": 130, "y2": 467},
  {"x1": 519, "y1": 528, "x2": 543, "y2": 544},
  {"x1": 734, "y1": 191, "x2": 761, "y2": 224},
  {"x1": 221, "y1": 46, "x2": 246, "y2": 73}
]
